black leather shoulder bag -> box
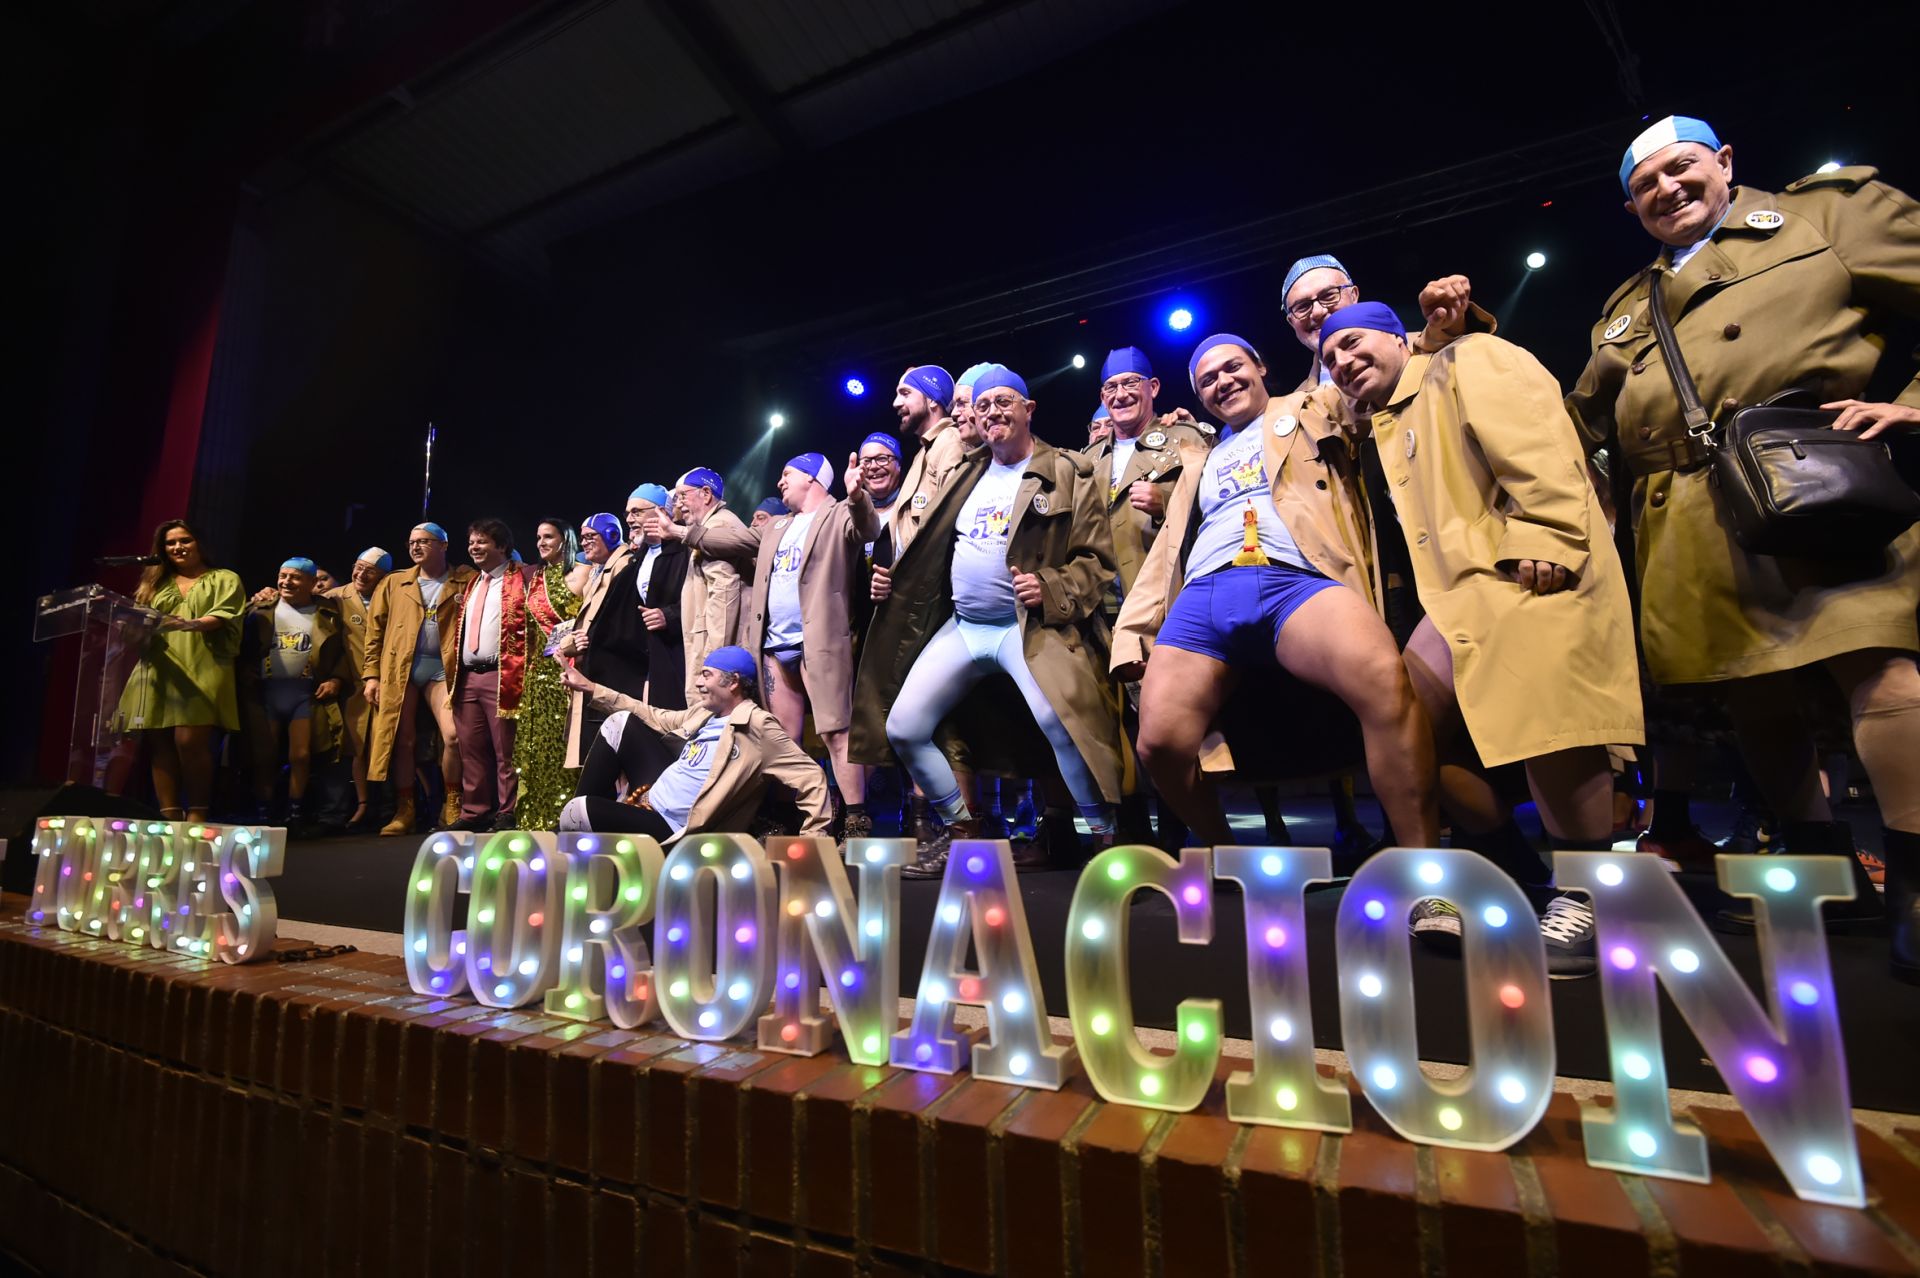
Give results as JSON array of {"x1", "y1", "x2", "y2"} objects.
[{"x1": 1647, "y1": 270, "x2": 1920, "y2": 557}]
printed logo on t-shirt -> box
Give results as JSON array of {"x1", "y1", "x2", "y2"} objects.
[
  {"x1": 1214, "y1": 448, "x2": 1266, "y2": 502},
  {"x1": 275, "y1": 632, "x2": 314, "y2": 654},
  {"x1": 966, "y1": 502, "x2": 1013, "y2": 543},
  {"x1": 773, "y1": 543, "x2": 804, "y2": 575},
  {"x1": 680, "y1": 735, "x2": 717, "y2": 769}
]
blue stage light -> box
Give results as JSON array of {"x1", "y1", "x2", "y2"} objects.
[
  {"x1": 1167, "y1": 307, "x2": 1194, "y2": 332},
  {"x1": 845, "y1": 377, "x2": 866, "y2": 397}
]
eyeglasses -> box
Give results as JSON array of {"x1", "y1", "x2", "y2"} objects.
[
  {"x1": 1100, "y1": 375, "x2": 1149, "y2": 398},
  {"x1": 975, "y1": 394, "x2": 1025, "y2": 414},
  {"x1": 858, "y1": 456, "x2": 898, "y2": 468},
  {"x1": 1286, "y1": 283, "x2": 1356, "y2": 322},
  {"x1": 406, "y1": 538, "x2": 436, "y2": 548}
]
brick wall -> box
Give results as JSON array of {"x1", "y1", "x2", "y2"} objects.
[{"x1": 1, "y1": 901, "x2": 1918, "y2": 1277}]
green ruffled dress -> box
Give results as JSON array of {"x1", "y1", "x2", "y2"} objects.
[
  {"x1": 510, "y1": 564, "x2": 584, "y2": 829},
  {"x1": 114, "y1": 570, "x2": 246, "y2": 731}
]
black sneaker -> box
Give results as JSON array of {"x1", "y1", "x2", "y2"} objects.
[
  {"x1": 1012, "y1": 813, "x2": 1082, "y2": 873},
  {"x1": 842, "y1": 807, "x2": 875, "y2": 842},
  {"x1": 1539, "y1": 895, "x2": 1597, "y2": 980},
  {"x1": 1409, "y1": 898, "x2": 1462, "y2": 955},
  {"x1": 1716, "y1": 805, "x2": 1775, "y2": 856}
]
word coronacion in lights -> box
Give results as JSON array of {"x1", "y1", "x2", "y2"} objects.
[
  {"x1": 407, "y1": 832, "x2": 1873, "y2": 1207},
  {"x1": 26, "y1": 816, "x2": 284, "y2": 962}
]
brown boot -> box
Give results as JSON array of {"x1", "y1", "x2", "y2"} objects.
[
  {"x1": 441, "y1": 791, "x2": 462, "y2": 829},
  {"x1": 379, "y1": 794, "x2": 416, "y2": 837},
  {"x1": 903, "y1": 817, "x2": 976, "y2": 880}
]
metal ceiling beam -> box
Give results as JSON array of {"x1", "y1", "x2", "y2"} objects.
[{"x1": 643, "y1": 0, "x2": 800, "y2": 157}]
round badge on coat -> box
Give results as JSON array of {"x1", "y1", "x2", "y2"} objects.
[
  {"x1": 1271, "y1": 414, "x2": 1297, "y2": 438},
  {"x1": 1745, "y1": 209, "x2": 1784, "y2": 230},
  {"x1": 911, "y1": 493, "x2": 928, "y2": 509},
  {"x1": 1032, "y1": 493, "x2": 1051, "y2": 515},
  {"x1": 1143, "y1": 430, "x2": 1167, "y2": 449},
  {"x1": 1404, "y1": 429, "x2": 1417, "y2": 460},
  {"x1": 1603, "y1": 314, "x2": 1632, "y2": 340}
]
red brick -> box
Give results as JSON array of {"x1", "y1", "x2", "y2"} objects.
[
  {"x1": 861, "y1": 1066, "x2": 967, "y2": 1255},
  {"x1": 796, "y1": 1244, "x2": 859, "y2": 1278},
  {"x1": 549, "y1": 1178, "x2": 591, "y2": 1275},
  {"x1": 394, "y1": 1138, "x2": 434, "y2": 1278},
  {"x1": 796, "y1": 1062, "x2": 893, "y2": 1238},
  {"x1": 1155, "y1": 1108, "x2": 1241, "y2": 1278},
  {"x1": 324, "y1": 1120, "x2": 363, "y2": 1275},
  {"x1": 1001, "y1": 1080, "x2": 1097, "y2": 1278},
  {"x1": 1239, "y1": 1124, "x2": 1326, "y2": 1274},
  {"x1": 743, "y1": 1052, "x2": 848, "y2": 1224},
  {"x1": 1335, "y1": 1107, "x2": 1421, "y2": 1278},
  {"x1": 1075, "y1": 1102, "x2": 1162, "y2": 1278},
  {"x1": 504, "y1": 1021, "x2": 603, "y2": 1163},
  {"x1": 428, "y1": 1144, "x2": 468, "y2": 1278},
  {"x1": 1432, "y1": 1145, "x2": 1529, "y2": 1276},
  {"x1": 642, "y1": 1042, "x2": 732, "y2": 1197},
  {"x1": 1693, "y1": 1109, "x2": 1916, "y2": 1277},
  {"x1": 740, "y1": 1226, "x2": 794, "y2": 1278},
  {"x1": 465, "y1": 1157, "x2": 508, "y2": 1278},
  {"x1": 926, "y1": 1077, "x2": 1023, "y2": 1272},
  {"x1": 645, "y1": 1199, "x2": 689, "y2": 1278},
  {"x1": 694, "y1": 1047, "x2": 787, "y2": 1209},
  {"x1": 1856, "y1": 1127, "x2": 1920, "y2": 1244},
  {"x1": 695, "y1": 1215, "x2": 744, "y2": 1278},
  {"x1": 510, "y1": 1169, "x2": 549, "y2": 1276},
  {"x1": 591, "y1": 1186, "x2": 640, "y2": 1277},
  {"x1": 357, "y1": 1124, "x2": 398, "y2": 1274},
  {"x1": 592, "y1": 1035, "x2": 690, "y2": 1184},
  {"x1": 1513, "y1": 1095, "x2": 1650, "y2": 1278}
]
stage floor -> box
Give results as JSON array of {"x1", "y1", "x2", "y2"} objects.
[{"x1": 269, "y1": 798, "x2": 1920, "y2": 1115}]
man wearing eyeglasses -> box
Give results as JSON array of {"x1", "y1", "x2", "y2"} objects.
[
  {"x1": 1088, "y1": 347, "x2": 1213, "y2": 607},
  {"x1": 1281, "y1": 254, "x2": 1487, "y2": 395},
  {"x1": 852, "y1": 365, "x2": 1131, "y2": 877}
]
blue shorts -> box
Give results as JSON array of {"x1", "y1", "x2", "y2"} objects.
[
  {"x1": 261, "y1": 679, "x2": 315, "y2": 724},
  {"x1": 1157, "y1": 564, "x2": 1340, "y2": 667},
  {"x1": 410, "y1": 651, "x2": 446, "y2": 688}
]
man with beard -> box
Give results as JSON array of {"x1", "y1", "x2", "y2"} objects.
[
  {"x1": 888, "y1": 365, "x2": 962, "y2": 557},
  {"x1": 853, "y1": 365, "x2": 1131, "y2": 876}
]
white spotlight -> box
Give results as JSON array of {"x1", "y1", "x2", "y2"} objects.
[
  {"x1": 768, "y1": 412, "x2": 786, "y2": 430},
  {"x1": 1817, "y1": 160, "x2": 1842, "y2": 174},
  {"x1": 1525, "y1": 251, "x2": 1547, "y2": 270},
  {"x1": 1071, "y1": 354, "x2": 1086, "y2": 369}
]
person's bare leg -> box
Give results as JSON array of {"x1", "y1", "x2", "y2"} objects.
[
  {"x1": 149, "y1": 730, "x2": 182, "y2": 814},
  {"x1": 822, "y1": 731, "x2": 866, "y2": 805},
  {"x1": 424, "y1": 681, "x2": 463, "y2": 800},
  {"x1": 766, "y1": 658, "x2": 807, "y2": 744},
  {"x1": 1274, "y1": 589, "x2": 1440, "y2": 847},
  {"x1": 346, "y1": 716, "x2": 369, "y2": 822},
  {"x1": 287, "y1": 718, "x2": 313, "y2": 802},
  {"x1": 1402, "y1": 617, "x2": 1506, "y2": 835},
  {"x1": 1721, "y1": 672, "x2": 1829, "y2": 824},
  {"x1": 1523, "y1": 746, "x2": 1615, "y2": 844},
  {"x1": 175, "y1": 725, "x2": 215, "y2": 820},
  {"x1": 1136, "y1": 646, "x2": 1236, "y2": 846},
  {"x1": 1826, "y1": 648, "x2": 1920, "y2": 835}
]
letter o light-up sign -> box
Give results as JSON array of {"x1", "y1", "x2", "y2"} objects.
[
  {"x1": 466, "y1": 831, "x2": 568, "y2": 1009},
  {"x1": 1065, "y1": 845, "x2": 1220, "y2": 1111},
  {"x1": 655, "y1": 834, "x2": 776, "y2": 1040},
  {"x1": 1337, "y1": 849, "x2": 1554, "y2": 1150},
  {"x1": 1556, "y1": 851, "x2": 1865, "y2": 1207}
]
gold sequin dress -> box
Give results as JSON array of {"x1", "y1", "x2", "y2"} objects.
[{"x1": 509, "y1": 564, "x2": 583, "y2": 829}]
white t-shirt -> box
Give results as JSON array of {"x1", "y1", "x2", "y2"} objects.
[
  {"x1": 765, "y1": 510, "x2": 816, "y2": 649},
  {"x1": 1184, "y1": 424, "x2": 1311, "y2": 584},
  {"x1": 417, "y1": 572, "x2": 447, "y2": 655},
  {"x1": 950, "y1": 455, "x2": 1028, "y2": 622},
  {"x1": 635, "y1": 543, "x2": 663, "y2": 605},
  {"x1": 270, "y1": 601, "x2": 318, "y2": 679},
  {"x1": 1108, "y1": 436, "x2": 1138, "y2": 500},
  {"x1": 647, "y1": 717, "x2": 727, "y2": 836}
]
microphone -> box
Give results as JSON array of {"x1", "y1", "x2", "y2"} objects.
[{"x1": 96, "y1": 554, "x2": 164, "y2": 567}]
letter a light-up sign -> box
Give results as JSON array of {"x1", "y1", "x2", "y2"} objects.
[
  {"x1": 1338, "y1": 849, "x2": 1554, "y2": 1150},
  {"x1": 759, "y1": 837, "x2": 912, "y2": 1063},
  {"x1": 1065, "y1": 845, "x2": 1220, "y2": 1111},
  {"x1": 893, "y1": 838, "x2": 1073, "y2": 1087},
  {"x1": 1555, "y1": 851, "x2": 1866, "y2": 1207}
]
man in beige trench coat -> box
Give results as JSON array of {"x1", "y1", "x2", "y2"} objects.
[
  {"x1": 1564, "y1": 115, "x2": 1920, "y2": 976},
  {"x1": 1321, "y1": 303, "x2": 1645, "y2": 978}
]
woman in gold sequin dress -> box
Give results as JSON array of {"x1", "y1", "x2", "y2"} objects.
[{"x1": 509, "y1": 519, "x2": 591, "y2": 828}]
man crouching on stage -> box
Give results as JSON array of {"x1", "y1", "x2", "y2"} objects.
[
  {"x1": 556, "y1": 646, "x2": 829, "y2": 840},
  {"x1": 850, "y1": 364, "x2": 1133, "y2": 878}
]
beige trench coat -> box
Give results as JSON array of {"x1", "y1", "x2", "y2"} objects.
[
  {"x1": 890, "y1": 418, "x2": 967, "y2": 556},
  {"x1": 360, "y1": 563, "x2": 478, "y2": 781},
  {"x1": 1374, "y1": 335, "x2": 1644, "y2": 766},
  {"x1": 1084, "y1": 416, "x2": 1214, "y2": 599},
  {"x1": 562, "y1": 544, "x2": 634, "y2": 768},
  {"x1": 1565, "y1": 171, "x2": 1920, "y2": 684},
  {"x1": 684, "y1": 492, "x2": 880, "y2": 734},
  {"x1": 584, "y1": 685, "x2": 830, "y2": 835},
  {"x1": 850, "y1": 439, "x2": 1133, "y2": 801},
  {"x1": 678, "y1": 505, "x2": 751, "y2": 703},
  {"x1": 325, "y1": 584, "x2": 377, "y2": 746}
]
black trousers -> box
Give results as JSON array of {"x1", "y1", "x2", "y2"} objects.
[{"x1": 570, "y1": 713, "x2": 678, "y2": 838}]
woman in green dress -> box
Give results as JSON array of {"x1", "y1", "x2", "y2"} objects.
[
  {"x1": 115, "y1": 520, "x2": 246, "y2": 822},
  {"x1": 510, "y1": 519, "x2": 591, "y2": 829}
]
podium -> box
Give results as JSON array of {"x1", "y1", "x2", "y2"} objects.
[{"x1": 34, "y1": 586, "x2": 164, "y2": 787}]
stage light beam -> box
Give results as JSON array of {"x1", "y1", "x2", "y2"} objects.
[
  {"x1": 845, "y1": 377, "x2": 866, "y2": 397},
  {"x1": 1525, "y1": 252, "x2": 1547, "y2": 270},
  {"x1": 1167, "y1": 307, "x2": 1193, "y2": 331},
  {"x1": 1817, "y1": 160, "x2": 1842, "y2": 174},
  {"x1": 768, "y1": 412, "x2": 786, "y2": 430},
  {"x1": 1071, "y1": 354, "x2": 1086, "y2": 369}
]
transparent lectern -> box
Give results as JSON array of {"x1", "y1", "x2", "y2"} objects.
[{"x1": 33, "y1": 586, "x2": 164, "y2": 786}]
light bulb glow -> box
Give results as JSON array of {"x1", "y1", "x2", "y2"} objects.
[
  {"x1": 1071, "y1": 354, "x2": 1086, "y2": 369},
  {"x1": 814, "y1": 900, "x2": 834, "y2": 918},
  {"x1": 1261, "y1": 854, "x2": 1283, "y2": 877},
  {"x1": 670, "y1": 864, "x2": 690, "y2": 881},
  {"x1": 864, "y1": 919, "x2": 883, "y2": 938},
  {"x1": 1090, "y1": 1013, "x2": 1113, "y2": 1036},
  {"x1": 940, "y1": 904, "x2": 961, "y2": 926},
  {"x1": 1498, "y1": 1076, "x2": 1527, "y2": 1105},
  {"x1": 1181, "y1": 884, "x2": 1203, "y2": 905},
  {"x1": 1744, "y1": 1055, "x2": 1779, "y2": 1084},
  {"x1": 1609, "y1": 946, "x2": 1637, "y2": 970},
  {"x1": 1264, "y1": 924, "x2": 1287, "y2": 950},
  {"x1": 1082, "y1": 917, "x2": 1106, "y2": 941},
  {"x1": 669, "y1": 979, "x2": 689, "y2": 998},
  {"x1": 1627, "y1": 1130, "x2": 1657, "y2": 1159},
  {"x1": 1363, "y1": 899, "x2": 1386, "y2": 921},
  {"x1": 1371, "y1": 1064, "x2": 1397, "y2": 1091},
  {"x1": 1276, "y1": 1086, "x2": 1298, "y2": 1111},
  {"x1": 1482, "y1": 904, "x2": 1509, "y2": 928},
  {"x1": 730, "y1": 862, "x2": 750, "y2": 880},
  {"x1": 1498, "y1": 984, "x2": 1526, "y2": 1009},
  {"x1": 1621, "y1": 1051, "x2": 1652, "y2": 1080},
  {"x1": 1106, "y1": 860, "x2": 1128, "y2": 882},
  {"x1": 1765, "y1": 867, "x2": 1797, "y2": 892},
  {"x1": 734, "y1": 925, "x2": 754, "y2": 944},
  {"x1": 1438, "y1": 1107, "x2": 1463, "y2": 1132},
  {"x1": 1668, "y1": 947, "x2": 1699, "y2": 973},
  {"x1": 1358, "y1": 973, "x2": 1383, "y2": 999},
  {"x1": 728, "y1": 981, "x2": 749, "y2": 1001},
  {"x1": 1595, "y1": 862, "x2": 1623, "y2": 887},
  {"x1": 1167, "y1": 307, "x2": 1193, "y2": 331},
  {"x1": 1526, "y1": 251, "x2": 1547, "y2": 270},
  {"x1": 1417, "y1": 861, "x2": 1443, "y2": 885},
  {"x1": 1806, "y1": 1153, "x2": 1843, "y2": 1185},
  {"x1": 1140, "y1": 1074, "x2": 1161, "y2": 1097},
  {"x1": 1268, "y1": 1017, "x2": 1293, "y2": 1042},
  {"x1": 1002, "y1": 991, "x2": 1026, "y2": 1015},
  {"x1": 1789, "y1": 980, "x2": 1819, "y2": 1006},
  {"x1": 1184, "y1": 1021, "x2": 1207, "y2": 1044},
  {"x1": 1009, "y1": 1053, "x2": 1030, "y2": 1076},
  {"x1": 699, "y1": 1009, "x2": 719, "y2": 1028}
]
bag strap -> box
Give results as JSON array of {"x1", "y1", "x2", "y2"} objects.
[{"x1": 1647, "y1": 271, "x2": 1716, "y2": 442}]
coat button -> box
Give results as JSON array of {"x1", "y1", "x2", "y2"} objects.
[
  {"x1": 1650, "y1": 490, "x2": 1667, "y2": 509},
  {"x1": 1630, "y1": 361, "x2": 1646, "y2": 375},
  {"x1": 1315, "y1": 479, "x2": 1328, "y2": 490},
  {"x1": 1707, "y1": 272, "x2": 1722, "y2": 281},
  {"x1": 1416, "y1": 532, "x2": 1429, "y2": 545},
  {"x1": 1723, "y1": 323, "x2": 1741, "y2": 340},
  {"x1": 1638, "y1": 426, "x2": 1654, "y2": 441}
]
